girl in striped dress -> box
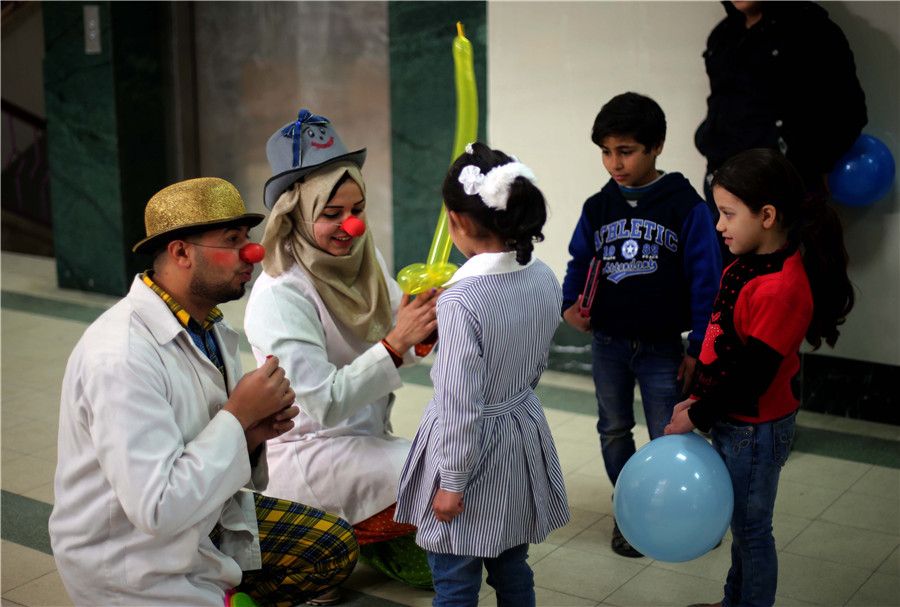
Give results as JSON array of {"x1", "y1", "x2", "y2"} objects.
[{"x1": 395, "y1": 143, "x2": 570, "y2": 606}]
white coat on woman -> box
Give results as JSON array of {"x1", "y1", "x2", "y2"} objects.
[{"x1": 244, "y1": 249, "x2": 416, "y2": 525}]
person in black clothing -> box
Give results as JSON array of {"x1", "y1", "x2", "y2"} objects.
[{"x1": 695, "y1": 1, "x2": 867, "y2": 264}]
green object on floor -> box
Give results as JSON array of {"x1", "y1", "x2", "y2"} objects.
[
  {"x1": 359, "y1": 533, "x2": 434, "y2": 589},
  {"x1": 230, "y1": 592, "x2": 259, "y2": 607}
]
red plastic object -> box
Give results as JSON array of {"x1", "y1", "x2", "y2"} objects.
[
  {"x1": 579, "y1": 258, "x2": 601, "y2": 318},
  {"x1": 239, "y1": 243, "x2": 265, "y2": 264},
  {"x1": 341, "y1": 215, "x2": 366, "y2": 237},
  {"x1": 414, "y1": 329, "x2": 438, "y2": 357}
]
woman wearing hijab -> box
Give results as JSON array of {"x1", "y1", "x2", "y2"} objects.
[{"x1": 244, "y1": 111, "x2": 438, "y2": 604}]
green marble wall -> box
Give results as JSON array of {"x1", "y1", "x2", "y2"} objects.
[
  {"x1": 43, "y1": 2, "x2": 166, "y2": 296},
  {"x1": 388, "y1": 1, "x2": 487, "y2": 272}
]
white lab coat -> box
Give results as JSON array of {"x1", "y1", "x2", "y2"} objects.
[
  {"x1": 49, "y1": 276, "x2": 265, "y2": 606},
  {"x1": 244, "y1": 249, "x2": 416, "y2": 525}
]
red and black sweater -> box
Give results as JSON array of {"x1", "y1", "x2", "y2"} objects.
[{"x1": 688, "y1": 245, "x2": 813, "y2": 432}]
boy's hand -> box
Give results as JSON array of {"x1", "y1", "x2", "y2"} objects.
[
  {"x1": 677, "y1": 354, "x2": 697, "y2": 394},
  {"x1": 432, "y1": 489, "x2": 465, "y2": 522},
  {"x1": 563, "y1": 297, "x2": 592, "y2": 333},
  {"x1": 224, "y1": 356, "x2": 295, "y2": 430}
]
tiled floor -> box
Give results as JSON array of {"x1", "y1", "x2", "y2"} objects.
[{"x1": 2, "y1": 250, "x2": 898, "y2": 607}]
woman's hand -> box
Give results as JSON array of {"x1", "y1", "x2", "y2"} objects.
[
  {"x1": 664, "y1": 398, "x2": 697, "y2": 435},
  {"x1": 432, "y1": 489, "x2": 465, "y2": 522},
  {"x1": 384, "y1": 289, "x2": 440, "y2": 353}
]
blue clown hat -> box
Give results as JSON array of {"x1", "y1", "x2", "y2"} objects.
[{"x1": 263, "y1": 110, "x2": 367, "y2": 210}]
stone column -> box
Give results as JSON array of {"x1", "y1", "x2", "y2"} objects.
[{"x1": 43, "y1": 1, "x2": 167, "y2": 295}]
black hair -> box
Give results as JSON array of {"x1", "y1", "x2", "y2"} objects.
[
  {"x1": 591, "y1": 92, "x2": 667, "y2": 151},
  {"x1": 442, "y1": 142, "x2": 547, "y2": 265},
  {"x1": 712, "y1": 148, "x2": 855, "y2": 349}
]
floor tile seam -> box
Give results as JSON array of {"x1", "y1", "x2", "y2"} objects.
[
  {"x1": 0, "y1": 444, "x2": 57, "y2": 460},
  {"x1": 772, "y1": 565, "x2": 877, "y2": 604},
  {"x1": 531, "y1": 584, "x2": 607, "y2": 604},
  {"x1": 600, "y1": 561, "x2": 726, "y2": 603},
  {"x1": 840, "y1": 572, "x2": 899, "y2": 607},
  {"x1": 3, "y1": 569, "x2": 68, "y2": 601},
  {"x1": 778, "y1": 550, "x2": 897, "y2": 580},
  {"x1": 784, "y1": 500, "x2": 900, "y2": 546},
  {"x1": 0, "y1": 288, "x2": 117, "y2": 310},
  {"x1": 784, "y1": 476, "x2": 900, "y2": 502},
  {"x1": 0, "y1": 574, "x2": 46, "y2": 597},
  {"x1": 544, "y1": 538, "x2": 660, "y2": 574},
  {"x1": 816, "y1": 519, "x2": 900, "y2": 537},
  {"x1": 1, "y1": 290, "x2": 897, "y2": 442}
]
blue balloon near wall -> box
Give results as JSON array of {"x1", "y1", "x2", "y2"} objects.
[
  {"x1": 828, "y1": 134, "x2": 896, "y2": 207},
  {"x1": 613, "y1": 432, "x2": 733, "y2": 562}
]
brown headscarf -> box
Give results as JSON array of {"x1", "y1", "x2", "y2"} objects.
[{"x1": 260, "y1": 161, "x2": 392, "y2": 343}]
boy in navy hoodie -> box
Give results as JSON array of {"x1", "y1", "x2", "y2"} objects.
[{"x1": 562, "y1": 92, "x2": 721, "y2": 557}]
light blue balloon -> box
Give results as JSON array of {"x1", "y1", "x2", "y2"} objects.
[
  {"x1": 613, "y1": 432, "x2": 733, "y2": 562},
  {"x1": 829, "y1": 134, "x2": 896, "y2": 207}
]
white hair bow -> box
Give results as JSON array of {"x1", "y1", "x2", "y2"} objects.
[{"x1": 457, "y1": 161, "x2": 537, "y2": 210}]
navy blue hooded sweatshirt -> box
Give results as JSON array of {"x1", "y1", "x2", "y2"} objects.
[{"x1": 562, "y1": 172, "x2": 721, "y2": 357}]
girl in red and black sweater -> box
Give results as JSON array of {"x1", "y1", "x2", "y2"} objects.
[{"x1": 665, "y1": 147, "x2": 854, "y2": 607}]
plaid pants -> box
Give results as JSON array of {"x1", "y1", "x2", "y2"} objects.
[{"x1": 215, "y1": 493, "x2": 358, "y2": 607}]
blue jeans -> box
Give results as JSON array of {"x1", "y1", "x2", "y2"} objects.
[
  {"x1": 427, "y1": 544, "x2": 534, "y2": 607},
  {"x1": 711, "y1": 412, "x2": 797, "y2": 607},
  {"x1": 591, "y1": 333, "x2": 683, "y2": 485}
]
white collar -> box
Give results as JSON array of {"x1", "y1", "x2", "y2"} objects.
[{"x1": 443, "y1": 251, "x2": 532, "y2": 287}]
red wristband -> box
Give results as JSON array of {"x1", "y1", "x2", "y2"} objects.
[{"x1": 381, "y1": 339, "x2": 403, "y2": 368}]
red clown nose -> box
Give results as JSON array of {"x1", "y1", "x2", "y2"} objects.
[
  {"x1": 239, "y1": 243, "x2": 265, "y2": 264},
  {"x1": 341, "y1": 215, "x2": 366, "y2": 237}
]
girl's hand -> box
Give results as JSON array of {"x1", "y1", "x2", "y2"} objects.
[
  {"x1": 432, "y1": 489, "x2": 465, "y2": 522},
  {"x1": 562, "y1": 296, "x2": 591, "y2": 333},
  {"x1": 385, "y1": 289, "x2": 440, "y2": 353},
  {"x1": 664, "y1": 398, "x2": 697, "y2": 435}
]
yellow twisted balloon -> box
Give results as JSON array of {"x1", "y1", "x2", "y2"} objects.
[{"x1": 397, "y1": 22, "x2": 478, "y2": 295}]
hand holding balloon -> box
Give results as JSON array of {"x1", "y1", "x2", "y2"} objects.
[
  {"x1": 383, "y1": 288, "x2": 439, "y2": 354},
  {"x1": 664, "y1": 398, "x2": 697, "y2": 435},
  {"x1": 396, "y1": 22, "x2": 478, "y2": 296}
]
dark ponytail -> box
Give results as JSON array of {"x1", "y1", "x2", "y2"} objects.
[
  {"x1": 799, "y1": 199, "x2": 854, "y2": 348},
  {"x1": 442, "y1": 142, "x2": 547, "y2": 265},
  {"x1": 712, "y1": 148, "x2": 854, "y2": 349}
]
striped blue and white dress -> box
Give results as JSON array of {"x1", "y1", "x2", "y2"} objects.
[{"x1": 395, "y1": 251, "x2": 570, "y2": 558}]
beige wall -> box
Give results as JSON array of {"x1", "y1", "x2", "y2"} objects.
[
  {"x1": 193, "y1": 1, "x2": 393, "y2": 264},
  {"x1": 488, "y1": 1, "x2": 900, "y2": 367}
]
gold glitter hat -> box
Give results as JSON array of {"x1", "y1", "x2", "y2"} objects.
[{"x1": 133, "y1": 177, "x2": 264, "y2": 254}]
